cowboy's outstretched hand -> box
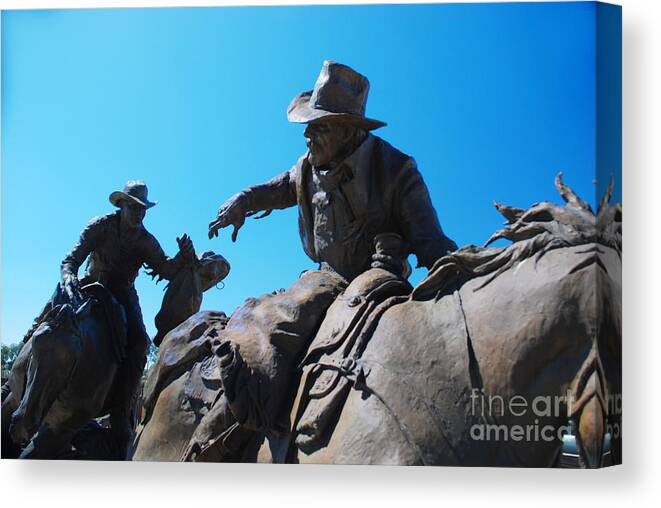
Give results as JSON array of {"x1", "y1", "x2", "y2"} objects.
[{"x1": 208, "y1": 194, "x2": 247, "y2": 242}]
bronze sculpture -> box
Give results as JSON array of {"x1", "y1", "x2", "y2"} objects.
[
  {"x1": 1, "y1": 181, "x2": 229, "y2": 459},
  {"x1": 62, "y1": 181, "x2": 195, "y2": 455},
  {"x1": 165, "y1": 60, "x2": 457, "y2": 460},
  {"x1": 208, "y1": 60, "x2": 456, "y2": 279},
  {"x1": 2, "y1": 62, "x2": 621, "y2": 468},
  {"x1": 136, "y1": 175, "x2": 621, "y2": 466}
]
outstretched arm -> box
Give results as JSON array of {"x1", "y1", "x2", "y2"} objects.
[{"x1": 208, "y1": 167, "x2": 297, "y2": 241}]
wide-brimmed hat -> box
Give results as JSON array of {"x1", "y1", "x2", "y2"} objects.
[
  {"x1": 287, "y1": 60, "x2": 386, "y2": 131},
  {"x1": 109, "y1": 180, "x2": 158, "y2": 209}
]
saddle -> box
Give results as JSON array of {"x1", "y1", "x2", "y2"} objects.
[{"x1": 291, "y1": 265, "x2": 412, "y2": 454}]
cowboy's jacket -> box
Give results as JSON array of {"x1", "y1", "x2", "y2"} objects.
[
  {"x1": 61, "y1": 211, "x2": 184, "y2": 290},
  {"x1": 238, "y1": 134, "x2": 457, "y2": 281}
]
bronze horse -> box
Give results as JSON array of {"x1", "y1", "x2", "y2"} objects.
[
  {"x1": 289, "y1": 175, "x2": 621, "y2": 467},
  {"x1": 133, "y1": 176, "x2": 622, "y2": 467},
  {"x1": 3, "y1": 284, "x2": 128, "y2": 459}
]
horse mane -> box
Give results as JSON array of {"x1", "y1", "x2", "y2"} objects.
[{"x1": 411, "y1": 173, "x2": 622, "y2": 301}]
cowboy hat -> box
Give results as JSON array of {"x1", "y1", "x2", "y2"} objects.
[
  {"x1": 287, "y1": 60, "x2": 386, "y2": 131},
  {"x1": 109, "y1": 180, "x2": 158, "y2": 209}
]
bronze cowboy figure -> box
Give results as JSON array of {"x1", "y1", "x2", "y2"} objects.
[
  {"x1": 187, "y1": 61, "x2": 457, "y2": 460},
  {"x1": 7, "y1": 181, "x2": 196, "y2": 458},
  {"x1": 209, "y1": 60, "x2": 456, "y2": 279}
]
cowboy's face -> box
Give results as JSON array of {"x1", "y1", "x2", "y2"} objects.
[
  {"x1": 120, "y1": 200, "x2": 146, "y2": 229},
  {"x1": 305, "y1": 122, "x2": 355, "y2": 167}
]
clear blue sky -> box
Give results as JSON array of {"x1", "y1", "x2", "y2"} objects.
[{"x1": 1, "y1": 2, "x2": 619, "y2": 344}]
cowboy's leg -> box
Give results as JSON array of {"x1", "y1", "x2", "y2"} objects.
[{"x1": 109, "y1": 286, "x2": 149, "y2": 458}]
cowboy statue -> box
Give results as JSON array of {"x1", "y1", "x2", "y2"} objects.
[
  {"x1": 20, "y1": 180, "x2": 196, "y2": 456},
  {"x1": 209, "y1": 60, "x2": 456, "y2": 303},
  {"x1": 192, "y1": 61, "x2": 457, "y2": 460}
]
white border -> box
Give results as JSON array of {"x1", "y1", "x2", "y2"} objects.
[{"x1": 2, "y1": 1, "x2": 659, "y2": 507}]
